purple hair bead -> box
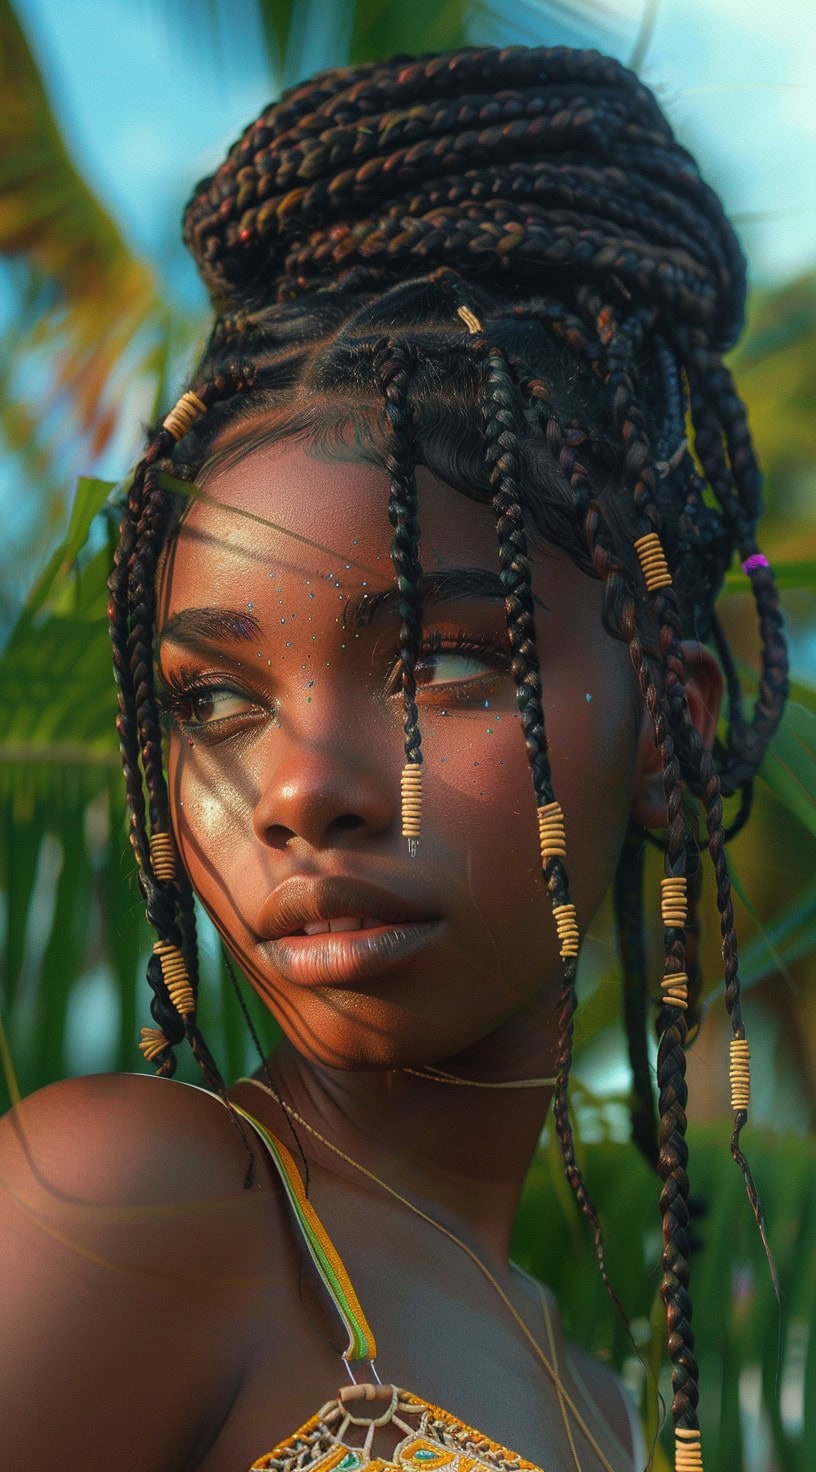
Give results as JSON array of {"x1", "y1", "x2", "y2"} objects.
[{"x1": 742, "y1": 552, "x2": 770, "y2": 575}]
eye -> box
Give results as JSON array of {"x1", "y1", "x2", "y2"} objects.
[
  {"x1": 392, "y1": 630, "x2": 510, "y2": 697},
  {"x1": 159, "y1": 674, "x2": 262, "y2": 734},
  {"x1": 183, "y1": 687, "x2": 255, "y2": 725}
]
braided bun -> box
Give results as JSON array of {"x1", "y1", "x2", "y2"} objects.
[{"x1": 183, "y1": 44, "x2": 745, "y2": 350}]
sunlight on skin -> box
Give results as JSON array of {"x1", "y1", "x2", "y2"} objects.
[{"x1": 158, "y1": 441, "x2": 643, "y2": 1079}]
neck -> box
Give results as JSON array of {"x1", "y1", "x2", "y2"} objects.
[{"x1": 254, "y1": 1006, "x2": 558, "y2": 1266}]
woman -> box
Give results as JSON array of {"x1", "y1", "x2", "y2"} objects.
[{"x1": 0, "y1": 44, "x2": 788, "y2": 1472}]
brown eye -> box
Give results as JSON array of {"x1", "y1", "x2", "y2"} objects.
[
  {"x1": 389, "y1": 629, "x2": 510, "y2": 699},
  {"x1": 160, "y1": 677, "x2": 260, "y2": 733},
  {"x1": 186, "y1": 688, "x2": 255, "y2": 725}
]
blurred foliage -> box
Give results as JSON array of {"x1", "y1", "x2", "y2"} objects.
[
  {"x1": 0, "y1": 0, "x2": 158, "y2": 449},
  {"x1": 515, "y1": 1122, "x2": 816, "y2": 1471},
  {"x1": 0, "y1": 2, "x2": 814, "y2": 1469}
]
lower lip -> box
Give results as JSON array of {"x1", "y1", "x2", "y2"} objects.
[{"x1": 264, "y1": 921, "x2": 444, "y2": 988}]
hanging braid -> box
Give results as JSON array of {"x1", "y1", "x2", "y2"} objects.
[
  {"x1": 613, "y1": 827, "x2": 658, "y2": 1171},
  {"x1": 375, "y1": 337, "x2": 425, "y2": 851},
  {"x1": 109, "y1": 44, "x2": 790, "y2": 1468}
]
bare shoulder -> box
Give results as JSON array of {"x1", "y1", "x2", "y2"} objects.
[
  {"x1": 0, "y1": 1072, "x2": 281, "y2": 1472},
  {"x1": 0, "y1": 1069, "x2": 255, "y2": 1208},
  {"x1": 564, "y1": 1338, "x2": 644, "y2": 1468},
  {"x1": 524, "y1": 1278, "x2": 642, "y2": 1466}
]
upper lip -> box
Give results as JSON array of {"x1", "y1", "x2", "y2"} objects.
[{"x1": 259, "y1": 873, "x2": 439, "y2": 941}]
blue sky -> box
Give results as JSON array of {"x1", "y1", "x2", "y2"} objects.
[{"x1": 14, "y1": 0, "x2": 816, "y2": 294}]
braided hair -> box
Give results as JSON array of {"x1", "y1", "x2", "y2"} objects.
[{"x1": 108, "y1": 45, "x2": 789, "y2": 1466}]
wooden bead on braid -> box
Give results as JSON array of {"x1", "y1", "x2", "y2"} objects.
[
  {"x1": 661, "y1": 875, "x2": 688, "y2": 929},
  {"x1": 552, "y1": 902, "x2": 580, "y2": 958},
  {"x1": 162, "y1": 390, "x2": 207, "y2": 441},
  {"x1": 152, "y1": 939, "x2": 195, "y2": 1017},
  {"x1": 634, "y1": 531, "x2": 673, "y2": 593},
  {"x1": 675, "y1": 1427, "x2": 704, "y2": 1470},
  {"x1": 456, "y1": 304, "x2": 483, "y2": 334},
  {"x1": 537, "y1": 801, "x2": 567, "y2": 863},
  {"x1": 661, "y1": 972, "x2": 689, "y2": 1011},
  {"x1": 401, "y1": 762, "x2": 422, "y2": 858},
  {"x1": 730, "y1": 1037, "x2": 751, "y2": 1112},
  {"x1": 149, "y1": 830, "x2": 175, "y2": 882},
  {"x1": 138, "y1": 1026, "x2": 172, "y2": 1063}
]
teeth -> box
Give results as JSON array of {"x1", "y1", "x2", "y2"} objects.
[{"x1": 300, "y1": 916, "x2": 381, "y2": 936}]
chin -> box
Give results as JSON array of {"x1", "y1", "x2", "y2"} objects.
[{"x1": 266, "y1": 994, "x2": 476, "y2": 1077}]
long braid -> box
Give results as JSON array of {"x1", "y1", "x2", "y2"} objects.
[
  {"x1": 613, "y1": 826, "x2": 658, "y2": 1170},
  {"x1": 477, "y1": 339, "x2": 632, "y2": 1325},
  {"x1": 111, "y1": 368, "x2": 261, "y2": 1170},
  {"x1": 375, "y1": 337, "x2": 425, "y2": 852}
]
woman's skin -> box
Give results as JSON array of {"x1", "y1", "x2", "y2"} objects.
[{"x1": 0, "y1": 441, "x2": 723, "y2": 1472}]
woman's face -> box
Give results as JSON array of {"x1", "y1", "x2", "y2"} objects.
[{"x1": 157, "y1": 441, "x2": 641, "y2": 1073}]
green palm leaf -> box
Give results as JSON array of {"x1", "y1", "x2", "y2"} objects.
[{"x1": 0, "y1": 0, "x2": 158, "y2": 449}]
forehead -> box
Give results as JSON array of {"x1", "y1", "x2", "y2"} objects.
[{"x1": 170, "y1": 440, "x2": 512, "y2": 592}]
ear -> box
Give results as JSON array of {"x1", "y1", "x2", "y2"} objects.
[{"x1": 630, "y1": 641, "x2": 725, "y2": 831}]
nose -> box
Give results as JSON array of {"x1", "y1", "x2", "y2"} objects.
[{"x1": 251, "y1": 738, "x2": 396, "y2": 852}]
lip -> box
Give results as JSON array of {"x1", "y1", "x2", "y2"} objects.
[
  {"x1": 258, "y1": 872, "x2": 440, "y2": 943},
  {"x1": 264, "y1": 920, "x2": 445, "y2": 989}
]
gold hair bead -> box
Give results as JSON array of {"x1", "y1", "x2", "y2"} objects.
[
  {"x1": 634, "y1": 531, "x2": 673, "y2": 592},
  {"x1": 162, "y1": 390, "x2": 207, "y2": 441},
  {"x1": 552, "y1": 902, "x2": 580, "y2": 958},
  {"x1": 153, "y1": 939, "x2": 195, "y2": 1016},
  {"x1": 149, "y1": 830, "x2": 175, "y2": 882},
  {"x1": 456, "y1": 305, "x2": 483, "y2": 334},
  {"x1": 660, "y1": 972, "x2": 689, "y2": 1010},
  {"x1": 730, "y1": 1037, "x2": 751, "y2": 1113},
  {"x1": 401, "y1": 763, "x2": 422, "y2": 858},
  {"x1": 138, "y1": 1027, "x2": 171, "y2": 1064},
  {"x1": 675, "y1": 1427, "x2": 704, "y2": 1470},
  {"x1": 537, "y1": 801, "x2": 567, "y2": 864},
  {"x1": 661, "y1": 876, "x2": 688, "y2": 929}
]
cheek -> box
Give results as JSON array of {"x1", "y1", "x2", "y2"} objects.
[
  {"x1": 425, "y1": 648, "x2": 636, "y2": 936},
  {"x1": 546, "y1": 654, "x2": 638, "y2": 919},
  {"x1": 167, "y1": 742, "x2": 263, "y2": 921}
]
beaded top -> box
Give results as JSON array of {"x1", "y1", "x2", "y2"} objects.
[{"x1": 229, "y1": 1095, "x2": 641, "y2": 1472}]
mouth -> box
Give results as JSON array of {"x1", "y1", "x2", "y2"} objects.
[
  {"x1": 291, "y1": 915, "x2": 391, "y2": 936},
  {"x1": 264, "y1": 918, "x2": 445, "y2": 988}
]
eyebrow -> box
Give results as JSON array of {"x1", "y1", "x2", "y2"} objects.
[
  {"x1": 158, "y1": 607, "x2": 262, "y2": 649},
  {"x1": 157, "y1": 568, "x2": 547, "y2": 650},
  {"x1": 343, "y1": 566, "x2": 547, "y2": 633}
]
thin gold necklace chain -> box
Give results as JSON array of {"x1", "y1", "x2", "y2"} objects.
[
  {"x1": 240, "y1": 1077, "x2": 617, "y2": 1472},
  {"x1": 401, "y1": 1066, "x2": 559, "y2": 1090}
]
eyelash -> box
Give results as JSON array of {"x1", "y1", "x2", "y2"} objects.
[{"x1": 158, "y1": 628, "x2": 510, "y2": 739}]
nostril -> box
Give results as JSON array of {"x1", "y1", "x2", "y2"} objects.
[{"x1": 328, "y1": 814, "x2": 367, "y2": 836}]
